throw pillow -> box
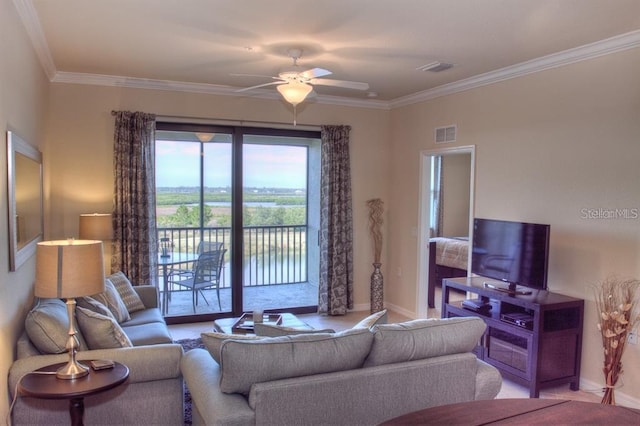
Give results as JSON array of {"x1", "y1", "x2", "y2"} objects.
[
  {"x1": 108, "y1": 271, "x2": 146, "y2": 313},
  {"x1": 76, "y1": 306, "x2": 133, "y2": 349},
  {"x1": 201, "y1": 332, "x2": 263, "y2": 364},
  {"x1": 254, "y1": 323, "x2": 335, "y2": 337},
  {"x1": 94, "y1": 279, "x2": 130, "y2": 323},
  {"x1": 219, "y1": 328, "x2": 374, "y2": 395},
  {"x1": 364, "y1": 317, "x2": 486, "y2": 367},
  {"x1": 77, "y1": 296, "x2": 115, "y2": 319},
  {"x1": 25, "y1": 298, "x2": 88, "y2": 354},
  {"x1": 352, "y1": 309, "x2": 388, "y2": 329}
]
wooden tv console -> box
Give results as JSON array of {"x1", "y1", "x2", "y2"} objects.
[{"x1": 442, "y1": 277, "x2": 584, "y2": 398}]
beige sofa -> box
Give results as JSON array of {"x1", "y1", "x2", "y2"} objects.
[
  {"x1": 182, "y1": 316, "x2": 502, "y2": 426},
  {"x1": 9, "y1": 283, "x2": 184, "y2": 425}
]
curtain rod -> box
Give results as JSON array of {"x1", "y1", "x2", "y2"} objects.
[{"x1": 156, "y1": 114, "x2": 321, "y2": 132}]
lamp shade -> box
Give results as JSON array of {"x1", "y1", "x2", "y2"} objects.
[
  {"x1": 277, "y1": 81, "x2": 313, "y2": 106},
  {"x1": 79, "y1": 213, "x2": 113, "y2": 240},
  {"x1": 35, "y1": 240, "x2": 105, "y2": 298}
]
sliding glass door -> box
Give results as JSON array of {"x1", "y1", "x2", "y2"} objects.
[{"x1": 155, "y1": 123, "x2": 320, "y2": 322}]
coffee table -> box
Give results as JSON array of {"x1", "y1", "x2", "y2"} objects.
[
  {"x1": 213, "y1": 312, "x2": 313, "y2": 334},
  {"x1": 381, "y1": 398, "x2": 640, "y2": 425}
]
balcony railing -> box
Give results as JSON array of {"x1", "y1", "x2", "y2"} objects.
[{"x1": 157, "y1": 225, "x2": 308, "y2": 287}]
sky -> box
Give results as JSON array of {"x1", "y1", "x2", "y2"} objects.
[{"x1": 155, "y1": 140, "x2": 308, "y2": 188}]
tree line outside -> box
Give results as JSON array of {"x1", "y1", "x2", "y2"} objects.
[{"x1": 156, "y1": 187, "x2": 307, "y2": 228}]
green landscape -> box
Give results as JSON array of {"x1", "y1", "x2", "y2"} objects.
[{"x1": 156, "y1": 187, "x2": 307, "y2": 228}]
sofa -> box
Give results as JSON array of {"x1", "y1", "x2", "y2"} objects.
[
  {"x1": 182, "y1": 316, "x2": 502, "y2": 426},
  {"x1": 8, "y1": 273, "x2": 184, "y2": 425}
]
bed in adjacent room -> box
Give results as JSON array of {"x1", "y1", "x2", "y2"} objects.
[{"x1": 428, "y1": 237, "x2": 469, "y2": 308}]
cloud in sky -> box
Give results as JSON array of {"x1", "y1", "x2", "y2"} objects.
[{"x1": 156, "y1": 140, "x2": 307, "y2": 188}]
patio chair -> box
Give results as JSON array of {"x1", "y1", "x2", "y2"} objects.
[
  {"x1": 169, "y1": 241, "x2": 224, "y2": 279},
  {"x1": 168, "y1": 249, "x2": 226, "y2": 312}
]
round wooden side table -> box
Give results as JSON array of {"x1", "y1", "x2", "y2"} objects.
[{"x1": 18, "y1": 360, "x2": 129, "y2": 426}]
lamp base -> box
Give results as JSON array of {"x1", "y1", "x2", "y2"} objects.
[
  {"x1": 57, "y1": 298, "x2": 89, "y2": 380},
  {"x1": 56, "y1": 359, "x2": 89, "y2": 380}
]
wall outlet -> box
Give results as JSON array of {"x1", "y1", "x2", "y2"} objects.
[{"x1": 628, "y1": 330, "x2": 638, "y2": 345}]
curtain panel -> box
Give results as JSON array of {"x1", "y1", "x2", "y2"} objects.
[
  {"x1": 318, "y1": 125, "x2": 354, "y2": 315},
  {"x1": 112, "y1": 111, "x2": 158, "y2": 285}
]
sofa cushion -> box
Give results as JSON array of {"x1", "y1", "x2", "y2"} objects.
[
  {"x1": 108, "y1": 271, "x2": 146, "y2": 313},
  {"x1": 124, "y1": 307, "x2": 165, "y2": 326},
  {"x1": 201, "y1": 332, "x2": 263, "y2": 364},
  {"x1": 76, "y1": 306, "x2": 133, "y2": 349},
  {"x1": 93, "y1": 279, "x2": 130, "y2": 323},
  {"x1": 121, "y1": 322, "x2": 173, "y2": 346},
  {"x1": 352, "y1": 309, "x2": 388, "y2": 329},
  {"x1": 25, "y1": 298, "x2": 88, "y2": 354},
  {"x1": 219, "y1": 328, "x2": 374, "y2": 395},
  {"x1": 364, "y1": 317, "x2": 486, "y2": 367},
  {"x1": 253, "y1": 323, "x2": 335, "y2": 337},
  {"x1": 77, "y1": 296, "x2": 115, "y2": 319}
]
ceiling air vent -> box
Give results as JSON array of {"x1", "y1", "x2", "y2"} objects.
[
  {"x1": 435, "y1": 125, "x2": 457, "y2": 144},
  {"x1": 417, "y1": 62, "x2": 454, "y2": 73}
]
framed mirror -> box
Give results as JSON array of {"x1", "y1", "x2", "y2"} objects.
[{"x1": 7, "y1": 131, "x2": 43, "y2": 271}]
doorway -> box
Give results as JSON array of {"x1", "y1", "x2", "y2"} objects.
[{"x1": 416, "y1": 146, "x2": 475, "y2": 318}]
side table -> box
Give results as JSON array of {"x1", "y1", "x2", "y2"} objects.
[{"x1": 18, "y1": 360, "x2": 129, "y2": 426}]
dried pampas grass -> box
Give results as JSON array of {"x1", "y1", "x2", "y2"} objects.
[{"x1": 593, "y1": 276, "x2": 640, "y2": 405}]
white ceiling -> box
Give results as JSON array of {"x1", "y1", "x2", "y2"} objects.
[{"x1": 16, "y1": 0, "x2": 640, "y2": 107}]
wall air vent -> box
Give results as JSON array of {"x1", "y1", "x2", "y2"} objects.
[
  {"x1": 417, "y1": 62, "x2": 454, "y2": 73},
  {"x1": 435, "y1": 125, "x2": 457, "y2": 144}
]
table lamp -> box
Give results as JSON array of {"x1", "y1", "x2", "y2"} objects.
[
  {"x1": 35, "y1": 240, "x2": 105, "y2": 379},
  {"x1": 79, "y1": 213, "x2": 113, "y2": 274}
]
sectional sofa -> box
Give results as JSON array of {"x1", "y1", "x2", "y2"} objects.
[{"x1": 182, "y1": 316, "x2": 502, "y2": 425}]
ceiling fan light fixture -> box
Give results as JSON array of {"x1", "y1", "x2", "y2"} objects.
[{"x1": 277, "y1": 81, "x2": 313, "y2": 106}]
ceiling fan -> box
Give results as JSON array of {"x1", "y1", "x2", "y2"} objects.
[{"x1": 234, "y1": 48, "x2": 370, "y2": 107}]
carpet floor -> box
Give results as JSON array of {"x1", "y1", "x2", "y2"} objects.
[{"x1": 177, "y1": 338, "x2": 204, "y2": 426}]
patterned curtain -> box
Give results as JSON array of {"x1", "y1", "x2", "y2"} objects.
[
  {"x1": 111, "y1": 111, "x2": 158, "y2": 285},
  {"x1": 318, "y1": 125, "x2": 354, "y2": 315}
]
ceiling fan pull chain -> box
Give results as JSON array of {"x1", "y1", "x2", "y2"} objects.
[{"x1": 293, "y1": 105, "x2": 297, "y2": 126}]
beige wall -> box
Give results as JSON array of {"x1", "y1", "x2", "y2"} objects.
[
  {"x1": 441, "y1": 153, "x2": 471, "y2": 237},
  {"x1": 0, "y1": 0, "x2": 50, "y2": 418},
  {"x1": 388, "y1": 48, "x2": 640, "y2": 402}
]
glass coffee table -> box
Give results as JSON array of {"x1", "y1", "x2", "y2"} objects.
[{"x1": 213, "y1": 313, "x2": 313, "y2": 335}]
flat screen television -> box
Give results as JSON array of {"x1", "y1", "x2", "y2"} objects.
[{"x1": 471, "y1": 218, "x2": 550, "y2": 294}]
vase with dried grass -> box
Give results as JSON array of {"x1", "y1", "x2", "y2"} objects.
[
  {"x1": 367, "y1": 198, "x2": 384, "y2": 313},
  {"x1": 593, "y1": 276, "x2": 640, "y2": 405}
]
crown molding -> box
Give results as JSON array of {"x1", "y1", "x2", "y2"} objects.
[
  {"x1": 52, "y1": 71, "x2": 391, "y2": 110},
  {"x1": 390, "y1": 30, "x2": 640, "y2": 108},
  {"x1": 16, "y1": 0, "x2": 640, "y2": 111},
  {"x1": 13, "y1": 0, "x2": 56, "y2": 80}
]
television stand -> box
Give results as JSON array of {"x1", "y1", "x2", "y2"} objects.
[
  {"x1": 483, "y1": 281, "x2": 532, "y2": 295},
  {"x1": 442, "y1": 277, "x2": 584, "y2": 398}
]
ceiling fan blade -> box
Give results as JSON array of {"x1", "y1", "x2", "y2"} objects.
[
  {"x1": 235, "y1": 81, "x2": 284, "y2": 92},
  {"x1": 230, "y1": 72, "x2": 279, "y2": 79},
  {"x1": 299, "y1": 68, "x2": 332, "y2": 79},
  {"x1": 310, "y1": 78, "x2": 369, "y2": 91}
]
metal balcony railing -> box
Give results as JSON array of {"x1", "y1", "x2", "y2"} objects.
[{"x1": 157, "y1": 225, "x2": 308, "y2": 287}]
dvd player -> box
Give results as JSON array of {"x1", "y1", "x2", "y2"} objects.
[{"x1": 500, "y1": 312, "x2": 534, "y2": 329}]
